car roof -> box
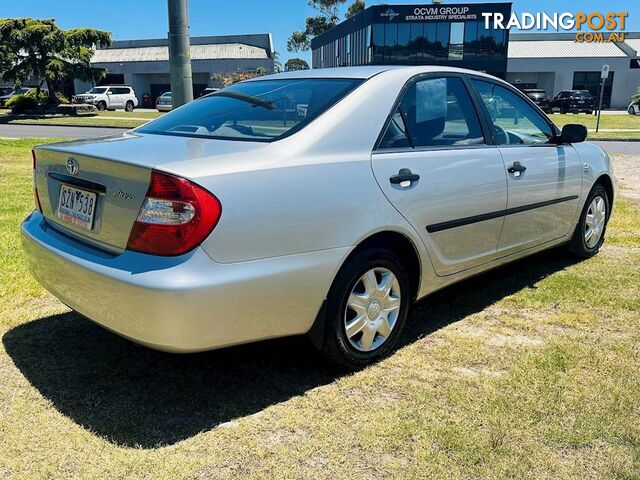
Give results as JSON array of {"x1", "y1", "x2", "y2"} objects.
[{"x1": 251, "y1": 65, "x2": 499, "y2": 81}]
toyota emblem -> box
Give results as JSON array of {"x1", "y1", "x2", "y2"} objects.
[{"x1": 66, "y1": 157, "x2": 79, "y2": 175}]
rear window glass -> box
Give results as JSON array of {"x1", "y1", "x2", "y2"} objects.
[{"x1": 138, "y1": 78, "x2": 363, "y2": 142}]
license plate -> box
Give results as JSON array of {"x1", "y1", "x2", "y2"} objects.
[
  {"x1": 57, "y1": 184, "x2": 97, "y2": 230},
  {"x1": 578, "y1": 100, "x2": 585, "y2": 104}
]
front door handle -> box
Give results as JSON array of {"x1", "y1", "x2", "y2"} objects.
[
  {"x1": 507, "y1": 161, "x2": 527, "y2": 177},
  {"x1": 390, "y1": 168, "x2": 420, "y2": 185}
]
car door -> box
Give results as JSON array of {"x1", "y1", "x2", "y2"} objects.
[
  {"x1": 107, "y1": 87, "x2": 123, "y2": 108},
  {"x1": 469, "y1": 79, "x2": 582, "y2": 254},
  {"x1": 372, "y1": 74, "x2": 508, "y2": 276}
]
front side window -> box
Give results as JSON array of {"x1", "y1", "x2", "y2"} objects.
[
  {"x1": 138, "y1": 78, "x2": 362, "y2": 142},
  {"x1": 471, "y1": 79, "x2": 554, "y2": 145},
  {"x1": 379, "y1": 76, "x2": 484, "y2": 149}
]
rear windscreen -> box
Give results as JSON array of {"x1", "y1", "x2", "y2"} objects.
[{"x1": 138, "y1": 78, "x2": 363, "y2": 142}]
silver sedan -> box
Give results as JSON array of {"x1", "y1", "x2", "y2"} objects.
[{"x1": 22, "y1": 66, "x2": 616, "y2": 368}]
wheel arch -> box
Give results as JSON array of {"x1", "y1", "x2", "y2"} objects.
[
  {"x1": 306, "y1": 229, "x2": 422, "y2": 349},
  {"x1": 594, "y1": 173, "x2": 614, "y2": 211}
]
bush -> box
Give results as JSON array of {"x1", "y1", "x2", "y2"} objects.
[
  {"x1": 24, "y1": 88, "x2": 48, "y2": 104},
  {"x1": 55, "y1": 93, "x2": 70, "y2": 104},
  {"x1": 6, "y1": 94, "x2": 38, "y2": 113},
  {"x1": 57, "y1": 103, "x2": 97, "y2": 116}
]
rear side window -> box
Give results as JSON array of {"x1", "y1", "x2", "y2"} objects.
[
  {"x1": 379, "y1": 76, "x2": 484, "y2": 149},
  {"x1": 139, "y1": 78, "x2": 363, "y2": 142},
  {"x1": 471, "y1": 79, "x2": 554, "y2": 145}
]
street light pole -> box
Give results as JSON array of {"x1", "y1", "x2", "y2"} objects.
[{"x1": 167, "y1": 0, "x2": 193, "y2": 108}]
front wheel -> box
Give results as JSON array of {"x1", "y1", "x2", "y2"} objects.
[
  {"x1": 319, "y1": 248, "x2": 411, "y2": 369},
  {"x1": 569, "y1": 184, "x2": 610, "y2": 258},
  {"x1": 630, "y1": 105, "x2": 637, "y2": 115},
  {"x1": 96, "y1": 101, "x2": 106, "y2": 111}
]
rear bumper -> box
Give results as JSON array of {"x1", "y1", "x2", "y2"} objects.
[
  {"x1": 21, "y1": 212, "x2": 347, "y2": 352},
  {"x1": 156, "y1": 104, "x2": 172, "y2": 112}
]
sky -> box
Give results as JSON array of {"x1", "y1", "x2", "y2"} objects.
[{"x1": 0, "y1": 0, "x2": 638, "y2": 66}]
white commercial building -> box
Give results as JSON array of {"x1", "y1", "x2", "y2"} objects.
[{"x1": 507, "y1": 32, "x2": 640, "y2": 109}]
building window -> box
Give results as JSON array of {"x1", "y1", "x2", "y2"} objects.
[
  {"x1": 449, "y1": 22, "x2": 464, "y2": 60},
  {"x1": 435, "y1": 22, "x2": 449, "y2": 59},
  {"x1": 372, "y1": 23, "x2": 384, "y2": 63},
  {"x1": 397, "y1": 23, "x2": 410, "y2": 63},
  {"x1": 384, "y1": 23, "x2": 398, "y2": 62},
  {"x1": 409, "y1": 23, "x2": 424, "y2": 63},
  {"x1": 573, "y1": 71, "x2": 615, "y2": 108}
]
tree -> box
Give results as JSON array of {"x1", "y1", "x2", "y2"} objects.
[
  {"x1": 212, "y1": 68, "x2": 266, "y2": 87},
  {"x1": 285, "y1": 58, "x2": 310, "y2": 71},
  {"x1": 0, "y1": 18, "x2": 111, "y2": 103},
  {"x1": 345, "y1": 0, "x2": 365, "y2": 18},
  {"x1": 288, "y1": 0, "x2": 365, "y2": 52},
  {"x1": 272, "y1": 51, "x2": 283, "y2": 73}
]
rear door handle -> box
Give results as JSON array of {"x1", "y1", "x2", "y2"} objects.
[
  {"x1": 507, "y1": 161, "x2": 527, "y2": 177},
  {"x1": 390, "y1": 168, "x2": 420, "y2": 185}
]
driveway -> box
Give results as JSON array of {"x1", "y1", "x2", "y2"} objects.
[{"x1": 0, "y1": 124, "x2": 128, "y2": 139}]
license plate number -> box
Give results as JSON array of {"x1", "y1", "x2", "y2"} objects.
[{"x1": 57, "y1": 185, "x2": 97, "y2": 230}]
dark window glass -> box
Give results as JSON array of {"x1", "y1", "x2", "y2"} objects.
[
  {"x1": 409, "y1": 23, "x2": 425, "y2": 62},
  {"x1": 384, "y1": 23, "x2": 398, "y2": 62},
  {"x1": 572, "y1": 71, "x2": 614, "y2": 108},
  {"x1": 463, "y1": 21, "x2": 478, "y2": 60},
  {"x1": 425, "y1": 23, "x2": 437, "y2": 60},
  {"x1": 380, "y1": 110, "x2": 411, "y2": 149},
  {"x1": 471, "y1": 79, "x2": 554, "y2": 145},
  {"x1": 383, "y1": 76, "x2": 484, "y2": 148},
  {"x1": 435, "y1": 22, "x2": 449, "y2": 58},
  {"x1": 372, "y1": 23, "x2": 385, "y2": 63},
  {"x1": 139, "y1": 79, "x2": 363, "y2": 142},
  {"x1": 397, "y1": 23, "x2": 410, "y2": 62}
]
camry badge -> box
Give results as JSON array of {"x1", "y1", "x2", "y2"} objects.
[{"x1": 66, "y1": 157, "x2": 79, "y2": 176}]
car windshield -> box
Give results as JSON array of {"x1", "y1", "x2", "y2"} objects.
[
  {"x1": 161, "y1": 92, "x2": 171, "y2": 97},
  {"x1": 138, "y1": 78, "x2": 363, "y2": 141},
  {"x1": 12, "y1": 88, "x2": 30, "y2": 95},
  {"x1": 572, "y1": 91, "x2": 592, "y2": 98},
  {"x1": 88, "y1": 87, "x2": 107, "y2": 94}
]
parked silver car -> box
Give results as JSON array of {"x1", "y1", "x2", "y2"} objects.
[{"x1": 22, "y1": 66, "x2": 616, "y2": 368}]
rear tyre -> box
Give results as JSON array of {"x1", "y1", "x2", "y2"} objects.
[
  {"x1": 319, "y1": 248, "x2": 411, "y2": 369},
  {"x1": 125, "y1": 101, "x2": 134, "y2": 112},
  {"x1": 96, "y1": 101, "x2": 106, "y2": 111},
  {"x1": 568, "y1": 184, "x2": 609, "y2": 258}
]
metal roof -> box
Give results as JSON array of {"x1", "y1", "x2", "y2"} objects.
[
  {"x1": 624, "y1": 38, "x2": 640, "y2": 55},
  {"x1": 508, "y1": 40, "x2": 627, "y2": 58},
  {"x1": 91, "y1": 43, "x2": 268, "y2": 64}
]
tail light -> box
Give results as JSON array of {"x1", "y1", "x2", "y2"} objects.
[
  {"x1": 32, "y1": 149, "x2": 42, "y2": 213},
  {"x1": 127, "y1": 170, "x2": 221, "y2": 256}
]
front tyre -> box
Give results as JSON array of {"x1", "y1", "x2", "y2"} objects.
[
  {"x1": 569, "y1": 184, "x2": 610, "y2": 258},
  {"x1": 320, "y1": 248, "x2": 410, "y2": 369}
]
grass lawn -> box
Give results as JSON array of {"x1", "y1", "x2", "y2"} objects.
[
  {"x1": 1, "y1": 138, "x2": 639, "y2": 479},
  {"x1": 549, "y1": 113, "x2": 640, "y2": 139},
  {"x1": 0, "y1": 109, "x2": 162, "y2": 129}
]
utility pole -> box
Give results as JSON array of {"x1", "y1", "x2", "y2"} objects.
[{"x1": 167, "y1": 0, "x2": 193, "y2": 108}]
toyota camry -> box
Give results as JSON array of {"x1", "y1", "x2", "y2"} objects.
[{"x1": 22, "y1": 66, "x2": 616, "y2": 368}]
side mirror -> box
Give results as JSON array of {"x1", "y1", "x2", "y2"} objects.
[
  {"x1": 552, "y1": 124, "x2": 587, "y2": 144},
  {"x1": 561, "y1": 124, "x2": 587, "y2": 143}
]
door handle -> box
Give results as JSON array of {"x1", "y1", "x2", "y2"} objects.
[
  {"x1": 390, "y1": 168, "x2": 420, "y2": 185},
  {"x1": 507, "y1": 161, "x2": 527, "y2": 176}
]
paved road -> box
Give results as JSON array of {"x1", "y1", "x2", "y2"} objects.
[
  {"x1": 0, "y1": 124, "x2": 128, "y2": 139},
  {"x1": 593, "y1": 141, "x2": 640, "y2": 155}
]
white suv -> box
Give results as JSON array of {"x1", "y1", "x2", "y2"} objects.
[{"x1": 73, "y1": 86, "x2": 139, "y2": 111}]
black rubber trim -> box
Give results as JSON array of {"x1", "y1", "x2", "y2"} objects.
[
  {"x1": 426, "y1": 195, "x2": 579, "y2": 233},
  {"x1": 48, "y1": 172, "x2": 106, "y2": 193}
]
